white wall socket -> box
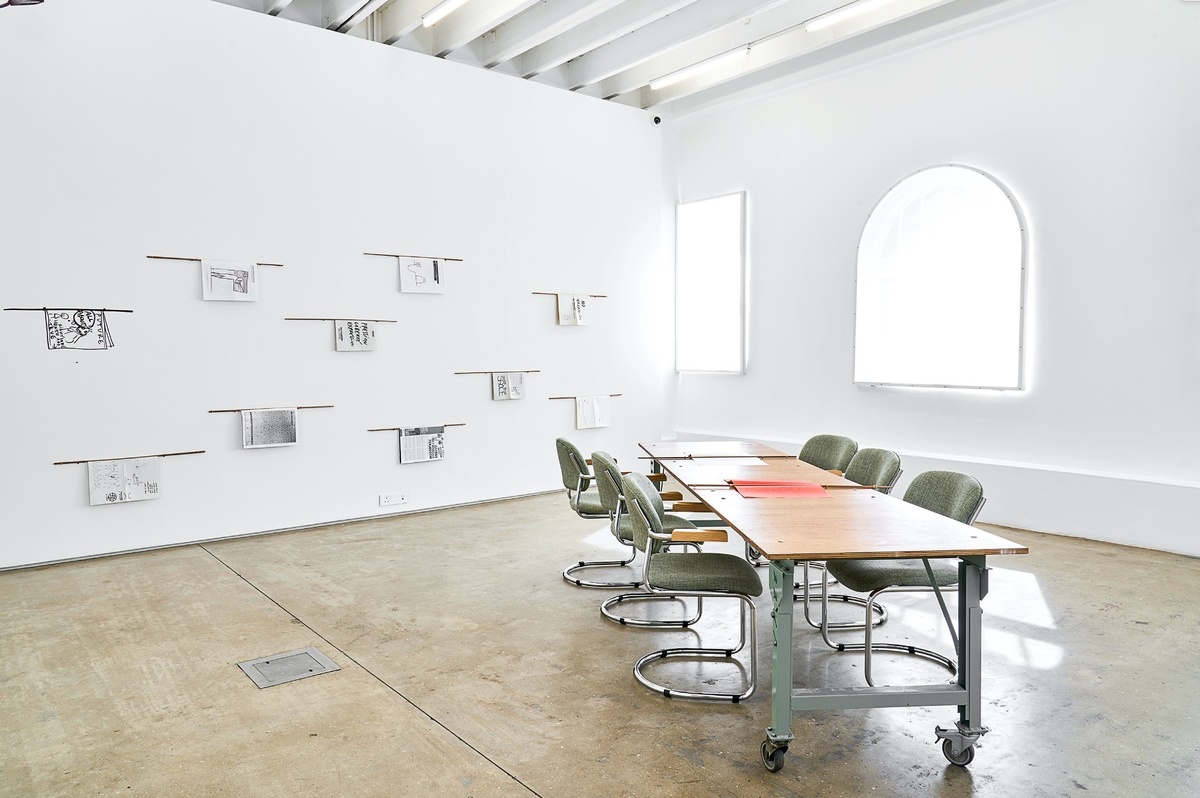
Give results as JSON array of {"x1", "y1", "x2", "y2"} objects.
[{"x1": 379, "y1": 493, "x2": 407, "y2": 507}]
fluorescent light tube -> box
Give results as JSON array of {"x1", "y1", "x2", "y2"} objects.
[
  {"x1": 805, "y1": 0, "x2": 900, "y2": 33},
  {"x1": 423, "y1": 0, "x2": 469, "y2": 28},
  {"x1": 649, "y1": 47, "x2": 750, "y2": 91}
]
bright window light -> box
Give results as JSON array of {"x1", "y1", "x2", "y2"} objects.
[
  {"x1": 676, "y1": 192, "x2": 746, "y2": 373},
  {"x1": 854, "y1": 165, "x2": 1026, "y2": 389}
]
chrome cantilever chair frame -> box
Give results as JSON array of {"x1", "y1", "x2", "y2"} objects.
[
  {"x1": 558, "y1": 438, "x2": 635, "y2": 588},
  {"x1": 820, "y1": 473, "x2": 986, "y2": 687},
  {"x1": 597, "y1": 456, "x2": 705, "y2": 628},
  {"x1": 622, "y1": 473, "x2": 760, "y2": 702}
]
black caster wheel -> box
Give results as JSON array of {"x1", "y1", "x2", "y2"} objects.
[
  {"x1": 761, "y1": 740, "x2": 787, "y2": 772},
  {"x1": 942, "y1": 738, "x2": 975, "y2": 766}
]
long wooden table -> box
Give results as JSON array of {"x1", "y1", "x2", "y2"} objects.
[{"x1": 640, "y1": 441, "x2": 1029, "y2": 772}]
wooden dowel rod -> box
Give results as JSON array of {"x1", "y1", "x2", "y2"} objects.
[
  {"x1": 4, "y1": 307, "x2": 133, "y2": 313},
  {"x1": 368, "y1": 423, "x2": 466, "y2": 432},
  {"x1": 146, "y1": 255, "x2": 283, "y2": 267},
  {"x1": 363, "y1": 252, "x2": 464, "y2": 262},
  {"x1": 209, "y1": 405, "x2": 334, "y2": 413},
  {"x1": 453, "y1": 370, "x2": 541, "y2": 375},
  {"x1": 548, "y1": 394, "x2": 622, "y2": 400},
  {"x1": 283, "y1": 317, "x2": 398, "y2": 323},
  {"x1": 531, "y1": 292, "x2": 607, "y2": 298},
  {"x1": 54, "y1": 450, "x2": 206, "y2": 466}
]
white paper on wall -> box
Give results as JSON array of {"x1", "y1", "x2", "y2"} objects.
[
  {"x1": 575, "y1": 395, "x2": 611, "y2": 429},
  {"x1": 334, "y1": 319, "x2": 377, "y2": 351},
  {"x1": 556, "y1": 293, "x2": 588, "y2": 325},
  {"x1": 241, "y1": 408, "x2": 298, "y2": 448},
  {"x1": 202, "y1": 260, "x2": 260, "y2": 302},
  {"x1": 399, "y1": 258, "x2": 446, "y2": 294},
  {"x1": 400, "y1": 426, "x2": 446, "y2": 463},
  {"x1": 87, "y1": 457, "x2": 162, "y2": 505},
  {"x1": 44, "y1": 309, "x2": 114, "y2": 350},
  {"x1": 491, "y1": 372, "x2": 525, "y2": 400}
]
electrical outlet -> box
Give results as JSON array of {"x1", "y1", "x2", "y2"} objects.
[{"x1": 379, "y1": 493, "x2": 407, "y2": 507}]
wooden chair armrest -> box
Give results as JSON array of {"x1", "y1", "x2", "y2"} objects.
[
  {"x1": 828, "y1": 469, "x2": 843, "y2": 476},
  {"x1": 670, "y1": 501, "x2": 710, "y2": 513},
  {"x1": 658, "y1": 491, "x2": 683, "y2": 502},
  {"x1": 646, "y1": 473, "x2": 667, "y2": 484},
  {"x1": 671, "y1": 529, "x2": 729, "y2": 543}
]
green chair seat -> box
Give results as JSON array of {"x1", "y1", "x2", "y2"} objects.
[
  {"x1": 648, "y1": 552, "x2": 764, "y2": 597},
  {"x1": 574, "y1": 490, "x2": 606, "y2": 517},
  {"x1": 826, "y1": 558, "x2": 957, "y2": 594}
]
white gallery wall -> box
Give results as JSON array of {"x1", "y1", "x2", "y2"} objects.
[
  {"x1": 0, "y1": 0, "x2": 671, "y2": 569},
  {"x1": 667, "y1": 0, "x2": 1200, "y2": 556}
]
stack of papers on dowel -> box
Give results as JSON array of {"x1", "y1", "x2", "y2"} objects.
[{"x1": 730, "y1": 480, "x2": 829, "y2": 499}]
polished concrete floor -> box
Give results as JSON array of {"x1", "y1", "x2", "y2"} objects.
[{"x1": 1, "y1": 491, "x2": 1197, "y2": 797}]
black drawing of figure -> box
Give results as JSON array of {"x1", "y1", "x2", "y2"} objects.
[
  {"x1": 44, "y1": 309, "x2": 112, "y2": 350},
  {"x1": 209, "y1": 267, "x2": 250, "y2": 294}
]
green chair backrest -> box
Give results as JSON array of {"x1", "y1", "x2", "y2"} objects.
[
  {"x1": 555, "y1": 438, "x2": 590, "y2": 492},
  {"x1": 622, "y1": 472, "x2": 665, "y2": 554},
  {"x1": 844, "y1": 448, "x2": 902, "y2": 492},
  {"x1": 798, "y1": 434, "x2": 858, "y2": 473},
  {"x1": 590, "y1": 451, "x2": 623, "y2": 514},
  {"x1": 903, "y1": 471, "x2": 984, "y2": 525}
]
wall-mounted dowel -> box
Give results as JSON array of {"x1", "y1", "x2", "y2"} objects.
[
  {"x1": 4, "y1": 307, "x2": 133, "y2": 314},
  {"x1": 454, "y1": 370, "x2": 541, "y2": 375},
  {"x1": 363, "y1": 252, "x2": 464, "y2": 262},
  {"x1": 284, "y1": 317, "x2": 398, "y2": 323},
  {"x1": 532, "y1": 292, "x2": 608, "y2": 298},
  {"x1": 54, "y1": 450, "x2": 205, "y2": 466},
  {"x1": 209, "y1": 405, "x2": 334, "y2": 413},
  {"x1": 368, "y1": 423, "x2": 467, "y2": 432},
  {"x1": 548, "y1": 394, "x2": 622, "y2": 400},
  {"x1": 147, "y1": 255, "x2": 284, "y2": 267}
]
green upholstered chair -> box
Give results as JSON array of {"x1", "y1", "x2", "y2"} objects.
[
  {"x1": 620, "y1": 472, "x2": 763, "y2": 702},
  {"x1": 821, "y1": 470, "x2": 986, "y2": 687},
  {"x1": 797, "y1": 433, "x2": 859, "y2": 474},
  {"x1": 557, "y1": 437, "x2": 617, "y2": 588},
  {"x1": 564, "y1": 450, "x2": 695, "y2": 590},
  {"x1": 799, "y1": 448, "x2": 903, "y2": 629}
]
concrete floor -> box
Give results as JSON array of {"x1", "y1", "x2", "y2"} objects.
[{"x1": 1, "y1": 491, "x2": 1197, "y2": 797}]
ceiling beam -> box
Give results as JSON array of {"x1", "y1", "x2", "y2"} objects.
[
  {"x1": 564, "y1": 0, "x2": 791, "y2": 90},
  {"x1": 329, "y1": 0, "x2": 392, "y2": 31},
  {"x1": 475, "y1": 0, "x2": 626, "y2": 69},
  {"x1": 265, "y1": 0, "x2": 295, "y2": 15},
  {"x1": 514, "y1": 0, "x2": 698, "y2": 79},
  {"x1": 427, "y1": 0, "x2": 543, "y2": 57},
  {"x1": 588, "y1": 0, "x2": 841, "y2": 99},
  {"x1": 375, "y1": 0, "x2": 443, "y2": 45}
]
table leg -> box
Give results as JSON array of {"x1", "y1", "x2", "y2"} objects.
[
  {"x1": 935, "y1": 557, "x2": 990, "y2": 766},
  {"x1": 762, "y1": 560, "x2": 796, "y2": 771}
]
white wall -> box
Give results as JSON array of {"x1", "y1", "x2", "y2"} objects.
[
  {"x1": 0, "y1": 0, "x2": 670, "y2": 569},
  {"x1": 666, "y1": 0, "x2": 1200, "y2": 556}
]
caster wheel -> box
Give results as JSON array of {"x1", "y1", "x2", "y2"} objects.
[
  {"x1": 942, "y1": 738, "x2": 975, "y2": 766},
  {"x1": 761, "y1": 740, "x2": 787, "y2": 773}
]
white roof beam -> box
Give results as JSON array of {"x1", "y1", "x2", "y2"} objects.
[
  {"x1": 589, "y1": 0, "x2": 841, "y2": 99},
  {"x1": 565, "y1": 0, "x2": 790, "y2": 90},
  {"x1": 475, "y1": 0, "x2": 626, "y2": 69},
  {"x1": 514, "y1": 0, "x2": 698, "y2": 79},
  {"x1": 265, "y1": 0, "x2": 295, "y2": 16},
  {"x1": 329, "y1": 0, "x2": 392, "y2": 31},
  {"x1": 640, "y1": 0, "x2": 960, "y2": 106},
  {"x1": 375, "y1": 0, "x2": 443, "y2": 45},
  {"x1": 427, "y1": 0, "x2": 543, "y2": 57}
]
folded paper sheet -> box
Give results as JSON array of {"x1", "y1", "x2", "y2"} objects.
[{"x1": 731, "y1": 480, "x2": 829, "y2": 499}]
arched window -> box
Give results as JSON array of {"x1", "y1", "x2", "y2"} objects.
[{"x1": 854, "y1": 165, "x2": 1026, "y2": 389}]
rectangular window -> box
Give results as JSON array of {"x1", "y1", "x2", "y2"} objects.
[{"x1": 675, "y1": 192, "x2": 746, "y2": 373}]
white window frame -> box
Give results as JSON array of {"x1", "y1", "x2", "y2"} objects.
[
  {"x1": 675, "y1": 191, "x2": 747, "y2": 374},
  {"x1": 853, "y1": 164, "x2": 1027, "y2": 390}
]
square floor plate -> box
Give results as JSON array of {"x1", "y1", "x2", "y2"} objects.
[{"x1": 238, "y1": 646, "x2": 340, "y2": 688}]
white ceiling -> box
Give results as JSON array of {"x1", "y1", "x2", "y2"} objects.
[{"x1": 212, "y1": 0, "x2": 1034, "y2": 112}]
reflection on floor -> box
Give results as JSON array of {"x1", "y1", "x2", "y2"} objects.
[{"x1": 1, "y1": 492, "x2": 1197, "y2": 797}]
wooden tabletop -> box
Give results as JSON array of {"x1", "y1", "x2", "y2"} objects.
[
  {"x1": 692, "y1": 488, "x2": 1029, "y2": 561},
  {"x1": 639, "y1": 440, "x2": 788, "y2": 460},
  {"x1": 660, "y1": 458, "x2": 860, "y2": 488}
]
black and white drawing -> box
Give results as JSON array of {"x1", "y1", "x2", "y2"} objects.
[
  {"x1": 44, "y1": 309, "x2": 114, "y2": 350},
  {"x1": 557, "y1": 293, "x2": 588, "y2": 325},
  {"x1": 334, "y1": 319, "x2": 377, "y2": 351},
  {"x1": 575, "y1": 395, "x2": 612, "y2": 429},
  {"x1": 202, "y1": 260, "x2": 260, "y2": 302},
  {"x1": 87, "y1": 457, "x2": 161, "y2": 506},
  {"x1": 399, "y1": 258, "x2": 446, "y2": 294},
  {"x1": 491, "y1": 372, "x2": 525, "y2": 400},
  {"x1": 400, "y1": 426, "x2": 445, "y2": 463},
  {"x1": 241, "y1": 408, "x2": 298, "y2": 448}
]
